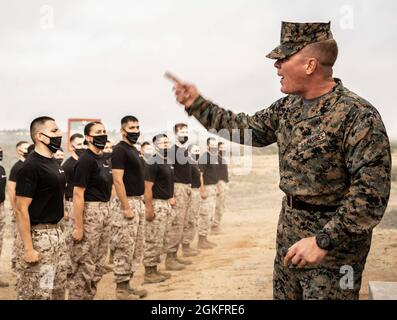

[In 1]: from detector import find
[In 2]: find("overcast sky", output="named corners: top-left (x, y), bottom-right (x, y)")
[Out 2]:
top-left (0, 0), bottom-right (396, 139)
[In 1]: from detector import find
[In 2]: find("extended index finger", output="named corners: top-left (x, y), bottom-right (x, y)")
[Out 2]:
top-left (164, 71), bottom-right (182, 84)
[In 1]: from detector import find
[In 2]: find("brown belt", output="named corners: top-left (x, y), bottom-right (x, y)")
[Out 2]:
top-left (31, 222), bottom-right (61, 231)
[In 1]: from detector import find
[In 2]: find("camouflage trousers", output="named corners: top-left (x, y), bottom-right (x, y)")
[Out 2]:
top-left (273, 197), bottom-right (366, 300)
top-left (62, 200), bottom-right (74, 276)
top-left (15, 225), bottom-right (67, 300)
top-left (111, 197), bottom-right (145, 283)
top-left (10, 211), bottom-right (17, 270)
top-left (108, 197), bottom-right (118, 254)
top-left (273, 261), bottom-right (361, 300)
top-left (182, 188), bottom-right (201, 245)
top-left (0, 203), bottom-right (5, 257)
top-left (198, 185), bottom-right (217, 237)
top-left (213, 180), bottom-right (228, 228)
top-left (165, 183), bottom-right (191, 253)
top-left (68, 202), bottom-right (111, 300)
top-left (109, 196), bottom-right (118, 214)
top-left (143, 199), bottom-right (171, 267)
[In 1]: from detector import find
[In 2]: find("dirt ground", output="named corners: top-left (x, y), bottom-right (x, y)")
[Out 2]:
top-left (1, 153), bottom-right (396, 300)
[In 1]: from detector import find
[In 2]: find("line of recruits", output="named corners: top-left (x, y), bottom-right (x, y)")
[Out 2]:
top-left (0, 115), bottom-right (229, 300)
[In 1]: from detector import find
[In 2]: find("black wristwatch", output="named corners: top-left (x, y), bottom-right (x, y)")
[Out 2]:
top-left (315, 233), bottom-right (333, 251)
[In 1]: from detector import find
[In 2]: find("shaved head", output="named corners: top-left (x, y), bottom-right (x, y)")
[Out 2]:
top-left (302, 39), bottom-right (338, 67)
top-left (30, 116), bottom-right (55, 143)
top-left (299, 39), bottom-right (339, 78)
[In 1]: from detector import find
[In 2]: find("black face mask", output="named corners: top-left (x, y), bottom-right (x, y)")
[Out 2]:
top-left (177, 135), bottom-right (189, 145)
top-left (102, 152), bottom-right (112, 161)
top-left (90, 135), bottom-right (108, 150)
top-left (126, 131), bottom-right (140, 144)
top-left (192, 154), bottom-right (200, 161)
top-left (41, 133), bottom-right (62, 154)
top-left (75, 148), bottom-right (85, 158)
top-left (158, 147), bottom-right (168, 159)
top-left (56, 158), bottom-right (63, 165)
top-left (0, 151), bottom-right (3, 161)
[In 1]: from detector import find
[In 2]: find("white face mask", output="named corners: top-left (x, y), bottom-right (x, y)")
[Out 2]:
top-left (143, 146), bottom-right (153, 155)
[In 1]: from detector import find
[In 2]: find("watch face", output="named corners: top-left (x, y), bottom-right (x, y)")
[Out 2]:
top-left (317, 234), bottom-right (330, 249)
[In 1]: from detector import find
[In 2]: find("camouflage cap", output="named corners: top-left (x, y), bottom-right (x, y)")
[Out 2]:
top-left (266, 21), bottom-right (333, 60)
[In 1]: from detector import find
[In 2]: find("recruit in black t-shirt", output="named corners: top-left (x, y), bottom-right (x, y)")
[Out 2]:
top-left (74, 149), bottom-right (113, 202)
top-left (217, 155), bottom-right (229, 183)
top-left (191, 164), bottom-right (201, 189)
top-left (145, 156), bottom-right (174, 200)
top-left (0, 165), bottom-right (6, 203)
top-left (169, 145), bottom-right (192, 184)
top-left (9, 160), bottom-right (24, 183)
top-left (112, 141), bottom-right (145, 196)
top-left (16, 152), bottom-right (66, 225)
top-left (199, 152), bottom-right (219, 186)
top-left (62, 156), bottom-right (78, 200)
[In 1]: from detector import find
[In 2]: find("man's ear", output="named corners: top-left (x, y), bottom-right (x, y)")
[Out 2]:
top-left (305, 58), bottom-right (318, 75)
top-left (35, 132), bottom-right (43, 144)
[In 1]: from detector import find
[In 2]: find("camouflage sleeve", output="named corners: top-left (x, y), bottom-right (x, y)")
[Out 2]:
top-left (186, 95), bottom-right (282, 147)
top-left (320, 110), bottom-right (392, 247)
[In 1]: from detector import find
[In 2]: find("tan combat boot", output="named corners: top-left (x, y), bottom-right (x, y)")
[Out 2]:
top-left (116, 281), bottom-right (140, 300)
top-left (211, 226), bottom-right (222, 235)
top-left (156, 269), bottom-right (172, 280)
top-left (176, 253), bottom-right (192, 265)
top-left (127, 274), bottom-right (148, 298)
top-left (165, 252), bottom-right (186, 271)
top-left (144, 266), bottom-right (167, 284)
top-left (206, 237), bottom-right (217, 248)
top-left (198, 235), bottom-right (214, 249)
top-left (0, 279), bottom-right (9, 288)
top-left (182, 243), bottom-right (200, 257)
top-left (128, 286), bottom-right (148, 298)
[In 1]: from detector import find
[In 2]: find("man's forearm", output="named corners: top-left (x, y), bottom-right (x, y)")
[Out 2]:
top-left (144, 189), bottom-right (153, 209)
top-left (320, 111), bottom-right (392, 248)
top-left (7, 183), bottom-right (16, 212)
top-left (73, 193), bottom-right (85, 230)
top-left (187, 95), bottom-right (278, 147)
top-left (15, 208), bottom-right (34, 251)
top-left (114, 179), bottom-right (131, 211)
top-left (200, 175), bottom-right (206, 193)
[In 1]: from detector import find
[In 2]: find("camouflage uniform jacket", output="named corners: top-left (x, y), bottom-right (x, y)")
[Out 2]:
top-left (186, 78), bottom-right (391, 259)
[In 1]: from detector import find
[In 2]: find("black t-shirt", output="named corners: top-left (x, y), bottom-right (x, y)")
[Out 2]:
top-left (217, 155), bottom-right (229, 183)
top-left (145, 155), bottom-right (174, 200)
top-left (141, 157), bottom-right (146, 167)
top-left (169, 145), bottom-right (192, 184)
top-left (74, 149), bottom-right (113, 202)
top-left (112, 141), bottom-right (145, 196)
top-left (191, 163), bottom-right (201, 189)
top-left (199, 152), bottom-right (219, 186)
top-left (62, 156), bottom-right (78, 200)
top-left (0, 165), bottom-right (6, 203)
top-left (16, 152), bottom-right (66, 225)
top-left (9, 160), bottom-right (24, 182)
